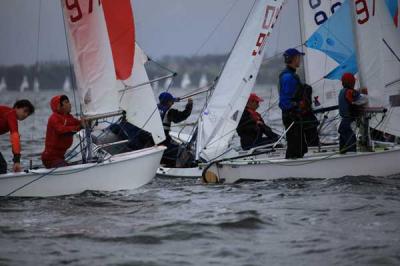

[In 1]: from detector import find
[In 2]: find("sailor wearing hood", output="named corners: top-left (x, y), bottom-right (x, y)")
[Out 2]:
top-left (42, 95), bottom-right (83, 169)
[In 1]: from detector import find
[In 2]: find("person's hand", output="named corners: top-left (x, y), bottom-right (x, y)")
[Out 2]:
top-left (360, 87), bottom-right (368, 95)
top-left (13, 162), bottom-right (22, 173)
top-left (188, 98), bottom-right (193, 105)
top-left (256, 120), bottom-right (264, 126)
top-left (80, 118), bottom-right (87, 128)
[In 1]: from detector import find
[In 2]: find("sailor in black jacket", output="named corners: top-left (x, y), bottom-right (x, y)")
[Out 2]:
top-left (158, 92), bottom-right (193, 166)
top-left (237, 93), bottom-right (279, 150)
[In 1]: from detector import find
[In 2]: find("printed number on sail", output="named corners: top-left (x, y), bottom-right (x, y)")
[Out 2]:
top-left (65, 0), bottom-right (102, 23)
top-left (252, 5), bottom-right (280, 56)
top-left (309, 0), bottom-right (342, 25)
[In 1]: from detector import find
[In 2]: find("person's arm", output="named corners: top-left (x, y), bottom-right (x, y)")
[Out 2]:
top-left (7, 111), bottom-right (22, 172)
top-left (51, 116), bottom-right (81, 135)
top-left (346, 89), bottom-right (367, 106)
top-left (168, 99), bottom-right (193, 123)
top-left (259, 117), bottom-right (279, 139)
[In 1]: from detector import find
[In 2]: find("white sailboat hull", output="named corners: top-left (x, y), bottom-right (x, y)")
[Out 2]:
top-left (0, 146), bottom-right (165, 197)
top-left (205, 147), bottom-right (400, 184)
top-left (157, 166), bottom-right (203, 179)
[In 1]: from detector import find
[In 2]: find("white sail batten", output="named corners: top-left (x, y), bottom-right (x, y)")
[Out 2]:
top-left (197, 0), bottom-right (285, 161)
top-left (351, 0), bottom-right (400, 136)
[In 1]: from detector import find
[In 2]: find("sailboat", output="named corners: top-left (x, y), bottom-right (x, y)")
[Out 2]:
top-left (0, 77), bottom-right (7, 92)
top-left (19, 75), bottom-right (29, 92)
top-left (157, 0), bottom-right (286, 178)
top-left (33, 77), bottom-right (40, 93)
top-left (180, 72), bottom-right (192, 89)
top-left (202, 0), bottom-right (400, 184)
top-left (198, 74), bottom-right (209, 88)
top-left (0, 0), bottom-right (166, 197)
top-left (62, 76), bottom-right (71, 92)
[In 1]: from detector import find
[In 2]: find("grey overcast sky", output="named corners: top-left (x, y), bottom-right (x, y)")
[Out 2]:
top-left (0, 0), bottom-right (300, 66)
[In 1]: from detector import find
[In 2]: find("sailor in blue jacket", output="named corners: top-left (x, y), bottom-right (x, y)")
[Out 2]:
top-left (278, 48), bottom-right (308, 159)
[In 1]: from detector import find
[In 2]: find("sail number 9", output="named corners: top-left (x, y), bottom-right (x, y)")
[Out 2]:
top-left (309, 0), bottom-right (342, 25)
top-left (252, 5), bottom-right (280, 56)
top-left (65, 0), bottom-right (101, 23)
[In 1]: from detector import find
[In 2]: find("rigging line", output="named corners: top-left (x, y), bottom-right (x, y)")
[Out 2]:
top-left (147, 57), bottom-right (177, 76)
top-left (31, 0), bottom-right (42, 145)
top-left (382, 38), bottom-right (400, 63)
top-left (207, 0), bottom-right (257, 101)
top-left (59, 2), bottom-right (80, 117)
top-left (59, 1), bottom-right (86, 160)
top-left (193, 0), bottom-right (241, 57)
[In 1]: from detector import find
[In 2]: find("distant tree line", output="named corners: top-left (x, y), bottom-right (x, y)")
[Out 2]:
top-left (0, 54), bottom-right (302, 91)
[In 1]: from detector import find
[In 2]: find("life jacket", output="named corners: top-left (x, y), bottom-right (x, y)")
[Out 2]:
top-left (278, 67), bottom-right (310, 113)
top-left (339, 87), bottom-right (359, 118)
top-left (246, 107), bottom-right (262, 124)
top-left (158, 104), bottom-right (171, 132)
top-left (0, 105), bottom-right (21, 159)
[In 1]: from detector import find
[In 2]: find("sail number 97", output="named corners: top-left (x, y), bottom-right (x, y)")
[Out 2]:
top-left (65, 0), bottom-right (102, 23)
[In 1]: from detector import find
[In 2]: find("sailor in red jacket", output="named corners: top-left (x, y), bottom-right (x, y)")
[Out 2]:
top-left (42, 95), bottom-right (84, 169)
top-left (0, 100), bottom-right (35, 174)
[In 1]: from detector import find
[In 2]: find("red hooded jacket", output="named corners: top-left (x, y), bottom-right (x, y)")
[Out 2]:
top-left (41, 96), bottom-right (81, 162)
top-left (0, 106), bottom-right (21, 161)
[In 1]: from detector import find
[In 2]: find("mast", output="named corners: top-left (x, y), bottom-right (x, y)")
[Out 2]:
top-left (349, 0), bottom-right (372, 151)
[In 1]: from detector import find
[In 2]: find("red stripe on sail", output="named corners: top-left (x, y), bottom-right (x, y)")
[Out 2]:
top-left (102, 0), bottom-right (135, 80)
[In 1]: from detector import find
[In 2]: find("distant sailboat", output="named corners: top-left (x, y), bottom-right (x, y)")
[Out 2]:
top-left (33, 77), bottom-right (40, 92)
top-left (164, 77), bottom-right (172, 89)
top-left (0, 77), bottom-right (7, 92)
top-left (180, 73), bottom-right (191, 89)
top-left (63, 76), bottom-right (71, 92)
top-left (19, 75), bottom-right (29, 92)
top-left (199, 73), bottom-right (208, 88)
top-left (152, 80), bottom-right (159, 91)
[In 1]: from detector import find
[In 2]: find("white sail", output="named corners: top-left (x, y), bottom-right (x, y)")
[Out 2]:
top-left (197, 0), bottom-right (285, 161)
top-left (61, 0), bottom-right (165, 143)
top-left (118, 44), bottom-right (166, 144)
top-left (63, 76), bottom-right (71, 92)
top-left (180, 73), bottom-right (192, 89)
top-left (33, 77), bottom-right (40, 92)
top-left (199, 74), bottom-right (208, 88)
top-left (0, 77), bottom-right (7, 92)
top-left (350, 0), bottom-right (400, 136)
top-left (19, 75), bottom-right (29, 92)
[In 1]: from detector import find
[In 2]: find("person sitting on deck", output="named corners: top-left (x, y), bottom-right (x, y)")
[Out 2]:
top-left (158, 92), bottom-right (193, 167)
top-left (338, 73), bottom-right (367, 154)
top-left (42, 95), bottom-right (84, 169)
top-left (237, 93), bottom-right (280, 150)
top-left (0, 100), bottom-right (35, 174)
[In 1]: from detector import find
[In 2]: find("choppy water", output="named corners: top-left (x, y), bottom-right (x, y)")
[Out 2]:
top-left (1, 90), bottom-right (400, 265)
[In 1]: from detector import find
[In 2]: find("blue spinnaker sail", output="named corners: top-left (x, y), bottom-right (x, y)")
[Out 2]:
top-left (305, 0), bottom-right (357, 80)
